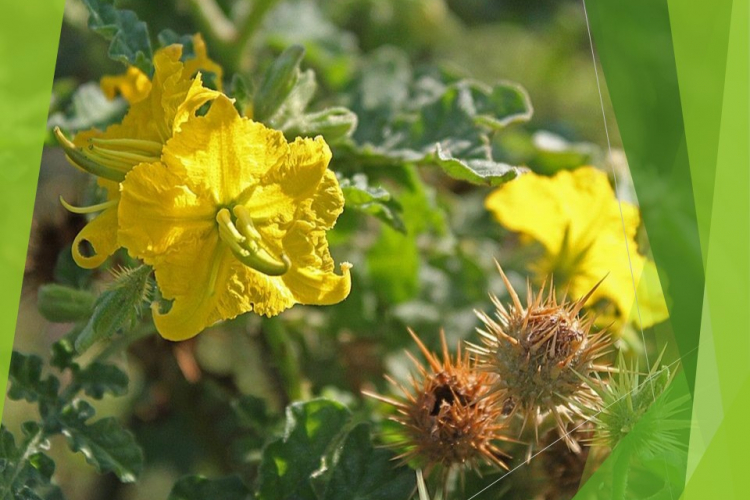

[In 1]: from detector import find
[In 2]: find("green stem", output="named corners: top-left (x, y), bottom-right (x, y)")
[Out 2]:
top-left (92, 324), bottom-right (156, 364)
top-left (186, 0), bottom-right (281, 74)
top-left (233, 0), bottom-right (281, 72)
top-left (185, 0), bottom-right (237, 43)
top-left (261, 317), bottom-right (303, 402)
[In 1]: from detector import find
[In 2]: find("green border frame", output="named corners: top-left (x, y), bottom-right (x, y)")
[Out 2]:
top-left (0, 0), bottom-right (746, 497)
top-left (0, 1), bottom-right (67, 419)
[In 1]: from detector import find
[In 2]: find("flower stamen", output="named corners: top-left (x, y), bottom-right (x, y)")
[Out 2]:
top-left (54, 127), bottom-right (160, 182)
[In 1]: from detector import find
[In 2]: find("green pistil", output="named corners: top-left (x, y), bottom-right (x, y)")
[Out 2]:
top-left (216, 206), bottom-right (290, 276)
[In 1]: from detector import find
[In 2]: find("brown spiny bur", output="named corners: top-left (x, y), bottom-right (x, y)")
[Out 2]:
top-left (363, 328), bottom-right (513, 476)
top-left (470, 263), bottom-right (611, 452)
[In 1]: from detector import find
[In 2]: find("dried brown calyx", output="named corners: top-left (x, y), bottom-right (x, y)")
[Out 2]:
top-left (364, 328), bottom-right (513, 476)
top-left (470, 263), bottom-right (611, 452)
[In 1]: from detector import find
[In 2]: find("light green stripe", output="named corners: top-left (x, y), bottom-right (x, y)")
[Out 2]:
top-left (0, 0), bottom-right (66, 420)
top-left (682, 0), bottom-right (750, 496)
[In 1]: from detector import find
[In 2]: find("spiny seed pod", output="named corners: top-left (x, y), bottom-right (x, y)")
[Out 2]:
top-left (364, 329), bottom-right (513, 476)
top-left (470, 264), bottom-right (611, 452)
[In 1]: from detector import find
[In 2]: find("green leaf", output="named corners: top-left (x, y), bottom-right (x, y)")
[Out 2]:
top-left (232, 395), bottom-right (273, 432)
top-left (76, 362), bottom-right (129, 400)
top-left (493, 130), bottom-right (599, 175)
top-left (167, 475), bottom-right (251, 500)
top-left (367, 227), bottom-right (419, 304)
top-left (47, 82), bottom-right (127, 135)
top-left (366, 167), bottom-right (444, 304)
top-left (52, 245), bottom-right (93, 290)
top-left (37, 285), bottom-right (95, 323)
top-left (256, 47), bottom-right (357, 142)
top-left (230, 74), bottom-right (253, 117)
top-left (323, 423), bottom-right (415, 500)
top-left (257, 399), bottom-right (351, 500)
top-left (348, 49), bottom-right (532, 186)
top-left (58, 401), bottom-right (143, 483)
top-left (0, 426), bottom-right (55, 500)
top-left (7, 353), bottom-right (59, 403)
top-left (156, 29), bottom-right (197, 59)
top-left (340, 174), bottom-right (405, 232)
top-left (82, 0), bottom-right (153, 74)
top-left (253, 45), bottom-right (306, 123)
top-left (75, 265), bottom-right (152, 353)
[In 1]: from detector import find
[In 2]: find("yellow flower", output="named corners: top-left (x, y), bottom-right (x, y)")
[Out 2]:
top-left (100, 34), bottom-right (223, 104)
top-left (56, 43), bottom-right (220, 268)
top-left (100, 66), bottom-right (152, 104)
top-left (485, 166), bottom-right (668, 329)
top-left (118, 96), bottom-right (352, 340)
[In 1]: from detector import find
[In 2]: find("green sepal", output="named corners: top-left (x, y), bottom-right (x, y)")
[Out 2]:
top-left (37, 284), bottom-right (96, 323)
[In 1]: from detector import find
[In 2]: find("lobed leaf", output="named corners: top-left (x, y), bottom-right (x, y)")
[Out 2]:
top-left (58, 401), bottom-right (143, 483)
top-left (75, 363), bottom-right (129, 400)
top-left (47, 83), bottom-right (127, 135)
top-left (82, 0), bottom-right (153, 74)
top-left (340, 174), bottom-right (405, 233)
top-left (7, 353), bottom-right (59, 404)
top-left (256, 399), bottom-right (351, 500)
top-left (348, 49), bottom-right (532, 186)
top-left (0, 427), bottom-right (56, 500)
top-left (167, 475), bottom-right (251, 500)
top-left (323, 423), bottom-right (415, 500)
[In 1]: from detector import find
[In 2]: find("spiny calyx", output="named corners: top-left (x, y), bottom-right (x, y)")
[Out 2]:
top-left (470, 263), bottom-right (611, 452)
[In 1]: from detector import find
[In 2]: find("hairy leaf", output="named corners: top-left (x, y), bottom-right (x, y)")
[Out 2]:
top-left (348, 49), bottom-right (532, 185)
top-left (76, 362), bottom-right (129, 400)
top-left (37, 285), bottom-right (96, 324)
top-left (257, 399), bottom-right (351, 500)
top-left (82, 0), bottom-right (153, 74)
top-left (168, 475), bottom-right (251, 500)
top-left (58, 401), bottom-right (143, 483)
top-left (323, 423), bottom-right (415, 500)
top-left (340, 174), bottom-right (405, 232)
top-left (0, 426), bottom-right (55, 500)
top-left (47, 83), bottom-right (127, 135)
top-left (7, 353), bottom-right (59, 404)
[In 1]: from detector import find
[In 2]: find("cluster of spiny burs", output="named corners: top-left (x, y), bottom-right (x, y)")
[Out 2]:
top-left (364, 263), bottom-right (611, 479)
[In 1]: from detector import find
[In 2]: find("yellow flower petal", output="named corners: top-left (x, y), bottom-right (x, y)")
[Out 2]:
top-left (100, 66), bottom-right (152, 104)
top-left (486, 166), bottom-right (668, 329)
top-left (118, 161), bottom-right (217, 260)
top-left (119, 101), bottom-right (351, 339)
top-left (486, 167), bottom-right (620, 253)
top-left (162, 96), bottom-right (288, 204)
top-left (64, 44), bottom-right (221, 270)
top-left (182, 34), bottom-right (224, 91)
top-left (72, 203), bottom-right (119, 269)
top-left (245, 136), bottom-right (333, 224)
